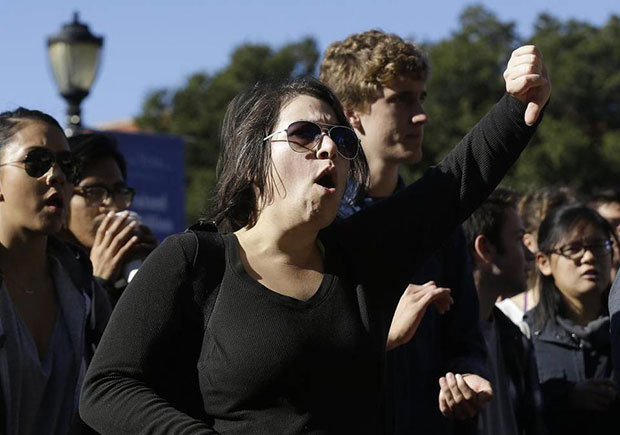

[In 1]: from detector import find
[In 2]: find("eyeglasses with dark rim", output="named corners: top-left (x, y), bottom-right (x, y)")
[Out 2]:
top-left (74, 184), bottom-right (135, 208)
top-left (263, 120), bottom-right (360, 160)
top-left (547, 239), bottom-right (613, 260)
top-left (0, 147), bottom-right (79, 184)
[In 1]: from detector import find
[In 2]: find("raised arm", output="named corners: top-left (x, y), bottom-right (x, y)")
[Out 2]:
top-left (79, 235), bottom-right (217, 434)
top-left (333, 45), bottom-right (551, 300)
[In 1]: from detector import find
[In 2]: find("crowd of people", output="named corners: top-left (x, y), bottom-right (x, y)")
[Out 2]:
top-left (0, 28), bottom-right (618, 435)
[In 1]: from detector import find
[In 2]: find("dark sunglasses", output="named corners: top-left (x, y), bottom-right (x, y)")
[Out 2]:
top-left (74, 184), bottom-right (135, 208)
top-left (0, 147), bottom-right (79, 183)
top-left (264, 121), bottom-right (360, 160)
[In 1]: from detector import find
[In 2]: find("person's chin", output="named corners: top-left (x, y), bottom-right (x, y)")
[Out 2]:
top-left (392, 148), bottom-right (423, 164)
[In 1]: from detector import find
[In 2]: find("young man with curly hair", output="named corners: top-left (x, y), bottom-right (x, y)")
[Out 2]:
top-left (320, 30), bottom-right (491, 434)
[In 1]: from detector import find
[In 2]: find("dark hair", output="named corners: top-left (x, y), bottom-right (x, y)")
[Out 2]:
top-left (209, 76), bottom-right (369, 232)
top-left (588, 187), bottom-right (620, 208)
top-left (518, 185), bottom-right (579, 235)
top-left (531, 204), bottom-right (614, 329)
top-left (463, 187), bottom-right (517, 262)
top-left (68, 133), bottom-right (128, 182)
top-left (0, 107), bottom-right (64, 157)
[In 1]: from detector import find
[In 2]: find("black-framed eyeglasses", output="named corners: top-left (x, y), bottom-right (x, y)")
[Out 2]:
top-left (547, 239), bottom-right (613, 260)
top-left (263, 120), bottom-right (360, 160)
top-left (0, 147), bottom-right (79, 184)
top-left (74, 184), bottom-right (135, 208)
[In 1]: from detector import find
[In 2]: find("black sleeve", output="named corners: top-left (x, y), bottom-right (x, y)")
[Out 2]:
top-left (439, 229), bottom-right (488, 378)
top-left (330, 94), bottom-right (541, 302)
top-left (79, 235), bottom-right (218, 434)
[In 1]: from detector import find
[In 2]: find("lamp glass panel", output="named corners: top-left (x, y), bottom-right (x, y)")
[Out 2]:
top-left (48, 41), bottom-right (101, 94)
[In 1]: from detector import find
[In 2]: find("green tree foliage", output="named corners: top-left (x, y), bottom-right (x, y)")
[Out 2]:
top-left (404, 5), bottom-right (518, 182)
top-left (137, 6), bottom-right (620, 223)
top-left (511, 13), bottom-right (620, 190)
top-left (136, 37), bottom-right (319, 223)
top-left (403, 6), bottom-right (620, 192)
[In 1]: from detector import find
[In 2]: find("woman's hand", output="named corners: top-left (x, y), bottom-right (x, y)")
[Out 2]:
top-left (438, 373), bottom-right (493, 419)
top-left (503, 45), bottom-right (551, 126)
top-left (569, 378), bottom-right (618, 411)
top-left (90, 211), bottom-right (156, 282)
top-left (386, 281), bottom-right (453, 351)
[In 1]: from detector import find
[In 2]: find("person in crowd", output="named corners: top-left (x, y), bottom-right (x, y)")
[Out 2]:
top-left (463, 188), bottom-right (546, 435)
top-left (61, 133), bottom-right (157, 306)
top-left (496, 186), bottom-right (578, 337)
top-left (320, 29), bottom-right (489, 433)
top-left (526, 204), bottom-right (619, 434)
top-left (587, 187), bottom-right (620, 281)
top-left (80, 44), bottom-right (549, 433)
top-left (0, 108), bottom-right (110, 435)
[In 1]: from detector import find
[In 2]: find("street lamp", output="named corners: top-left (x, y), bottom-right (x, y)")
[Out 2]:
top-left (47, 12), bottom-right (104, 136)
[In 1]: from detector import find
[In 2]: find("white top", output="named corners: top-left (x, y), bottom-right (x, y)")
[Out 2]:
top-left (495, 298), bottom-right (531, 338)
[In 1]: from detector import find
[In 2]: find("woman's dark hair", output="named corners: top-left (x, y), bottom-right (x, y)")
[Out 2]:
top-left (0, 107), bottom-right (64, 157)
top-left (532, 204), bottom-right (614, 329)
top-left (209, 76), bottom-right (369, 232)
top-left (68, 133), bottom-right (128, 182)
top-left (518, 185), bottom-right (580, 235)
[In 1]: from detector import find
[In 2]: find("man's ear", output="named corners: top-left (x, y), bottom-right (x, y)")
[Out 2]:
top-left (473, 234), bottom-right (496, 267)
top-left (536, 252), bottom-right (553, 277)
top-left (523, 232), bottom-right (537, 255)
top-left (345, 107), bottom-right (363, 134)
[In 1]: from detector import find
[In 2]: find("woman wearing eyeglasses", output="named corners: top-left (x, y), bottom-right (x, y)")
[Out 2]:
top-left (0, 108), bottom-right (111, 435)
top-left (81, 45), bottom-right (550, 434)
top-left (525, 204), bottom-right (619, 434)
top-left (61, 133), bottom-right (157, 306)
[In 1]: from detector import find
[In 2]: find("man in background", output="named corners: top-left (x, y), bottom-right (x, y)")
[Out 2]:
top-left (463, 188), bottom-right (546, 435)
top-left (320, 30), bottom-right (490, 434)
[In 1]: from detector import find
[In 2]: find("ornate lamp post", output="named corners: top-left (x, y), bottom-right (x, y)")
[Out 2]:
top-left (47, 12), bottom-right (104, 136)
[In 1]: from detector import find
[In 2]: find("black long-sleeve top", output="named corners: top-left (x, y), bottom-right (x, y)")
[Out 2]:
top-left (80, 94), bottom-right (540, 434)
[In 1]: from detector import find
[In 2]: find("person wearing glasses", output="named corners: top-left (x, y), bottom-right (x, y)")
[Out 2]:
top-left (63, 133), bottom-right (157, 306)
top-left (526, 204), bottom-right (619, 434)
top-left (0, 108), bottom-right (111, 435)
top-left (81, 45), bottom-right (549, 433)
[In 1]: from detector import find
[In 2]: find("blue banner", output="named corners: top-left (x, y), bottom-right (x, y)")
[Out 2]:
top-left (105, 131), bottom-right (185, 241)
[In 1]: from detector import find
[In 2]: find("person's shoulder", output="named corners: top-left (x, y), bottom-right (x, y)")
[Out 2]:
top-left (494, 306), bottom-right (524, 338)
top-left (47, 235), bottom-right (93, 281)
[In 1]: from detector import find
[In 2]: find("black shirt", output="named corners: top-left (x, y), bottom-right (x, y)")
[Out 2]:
top-left (80, 94), bottom-right (540, 434)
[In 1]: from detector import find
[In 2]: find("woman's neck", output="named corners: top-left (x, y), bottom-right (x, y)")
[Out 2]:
top-left (0, 228), bottom-right (48, 278)
top-left (236, 219), bottom-right (320, 268)
top-left (561, 292), bottom-right (602, 326)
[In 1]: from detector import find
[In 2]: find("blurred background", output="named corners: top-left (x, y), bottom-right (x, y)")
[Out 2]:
top-left (2, 0), bottom-right (619, 228)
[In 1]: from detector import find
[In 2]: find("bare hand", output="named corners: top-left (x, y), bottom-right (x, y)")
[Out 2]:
top-left (439, 373), bottom-right (493, 419)
top-left (503, 45), bottom-right (551, 126)
top-left (386, 281), bottom-right (453, 351)
top-left (90, 211), bottom-right (156, 282)
top-left (569, 378), bottom-right (617, 411)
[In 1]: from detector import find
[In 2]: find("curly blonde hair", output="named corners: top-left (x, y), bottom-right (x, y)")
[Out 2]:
top-left (319, 30), bottom-right (429, 112)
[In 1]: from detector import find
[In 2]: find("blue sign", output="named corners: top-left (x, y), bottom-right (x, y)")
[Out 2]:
top-left (106, 131), bottom-right (185, 241)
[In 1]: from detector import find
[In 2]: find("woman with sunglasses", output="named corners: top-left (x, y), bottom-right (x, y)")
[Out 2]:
top-left (81, 46), bottom-right (550, 434)
top-left (62, 133), bottom-right (158, 306)
top-left (526, 204), bottom-right (619, 434)
top-left (0, 108), bottom-right (111, 435)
